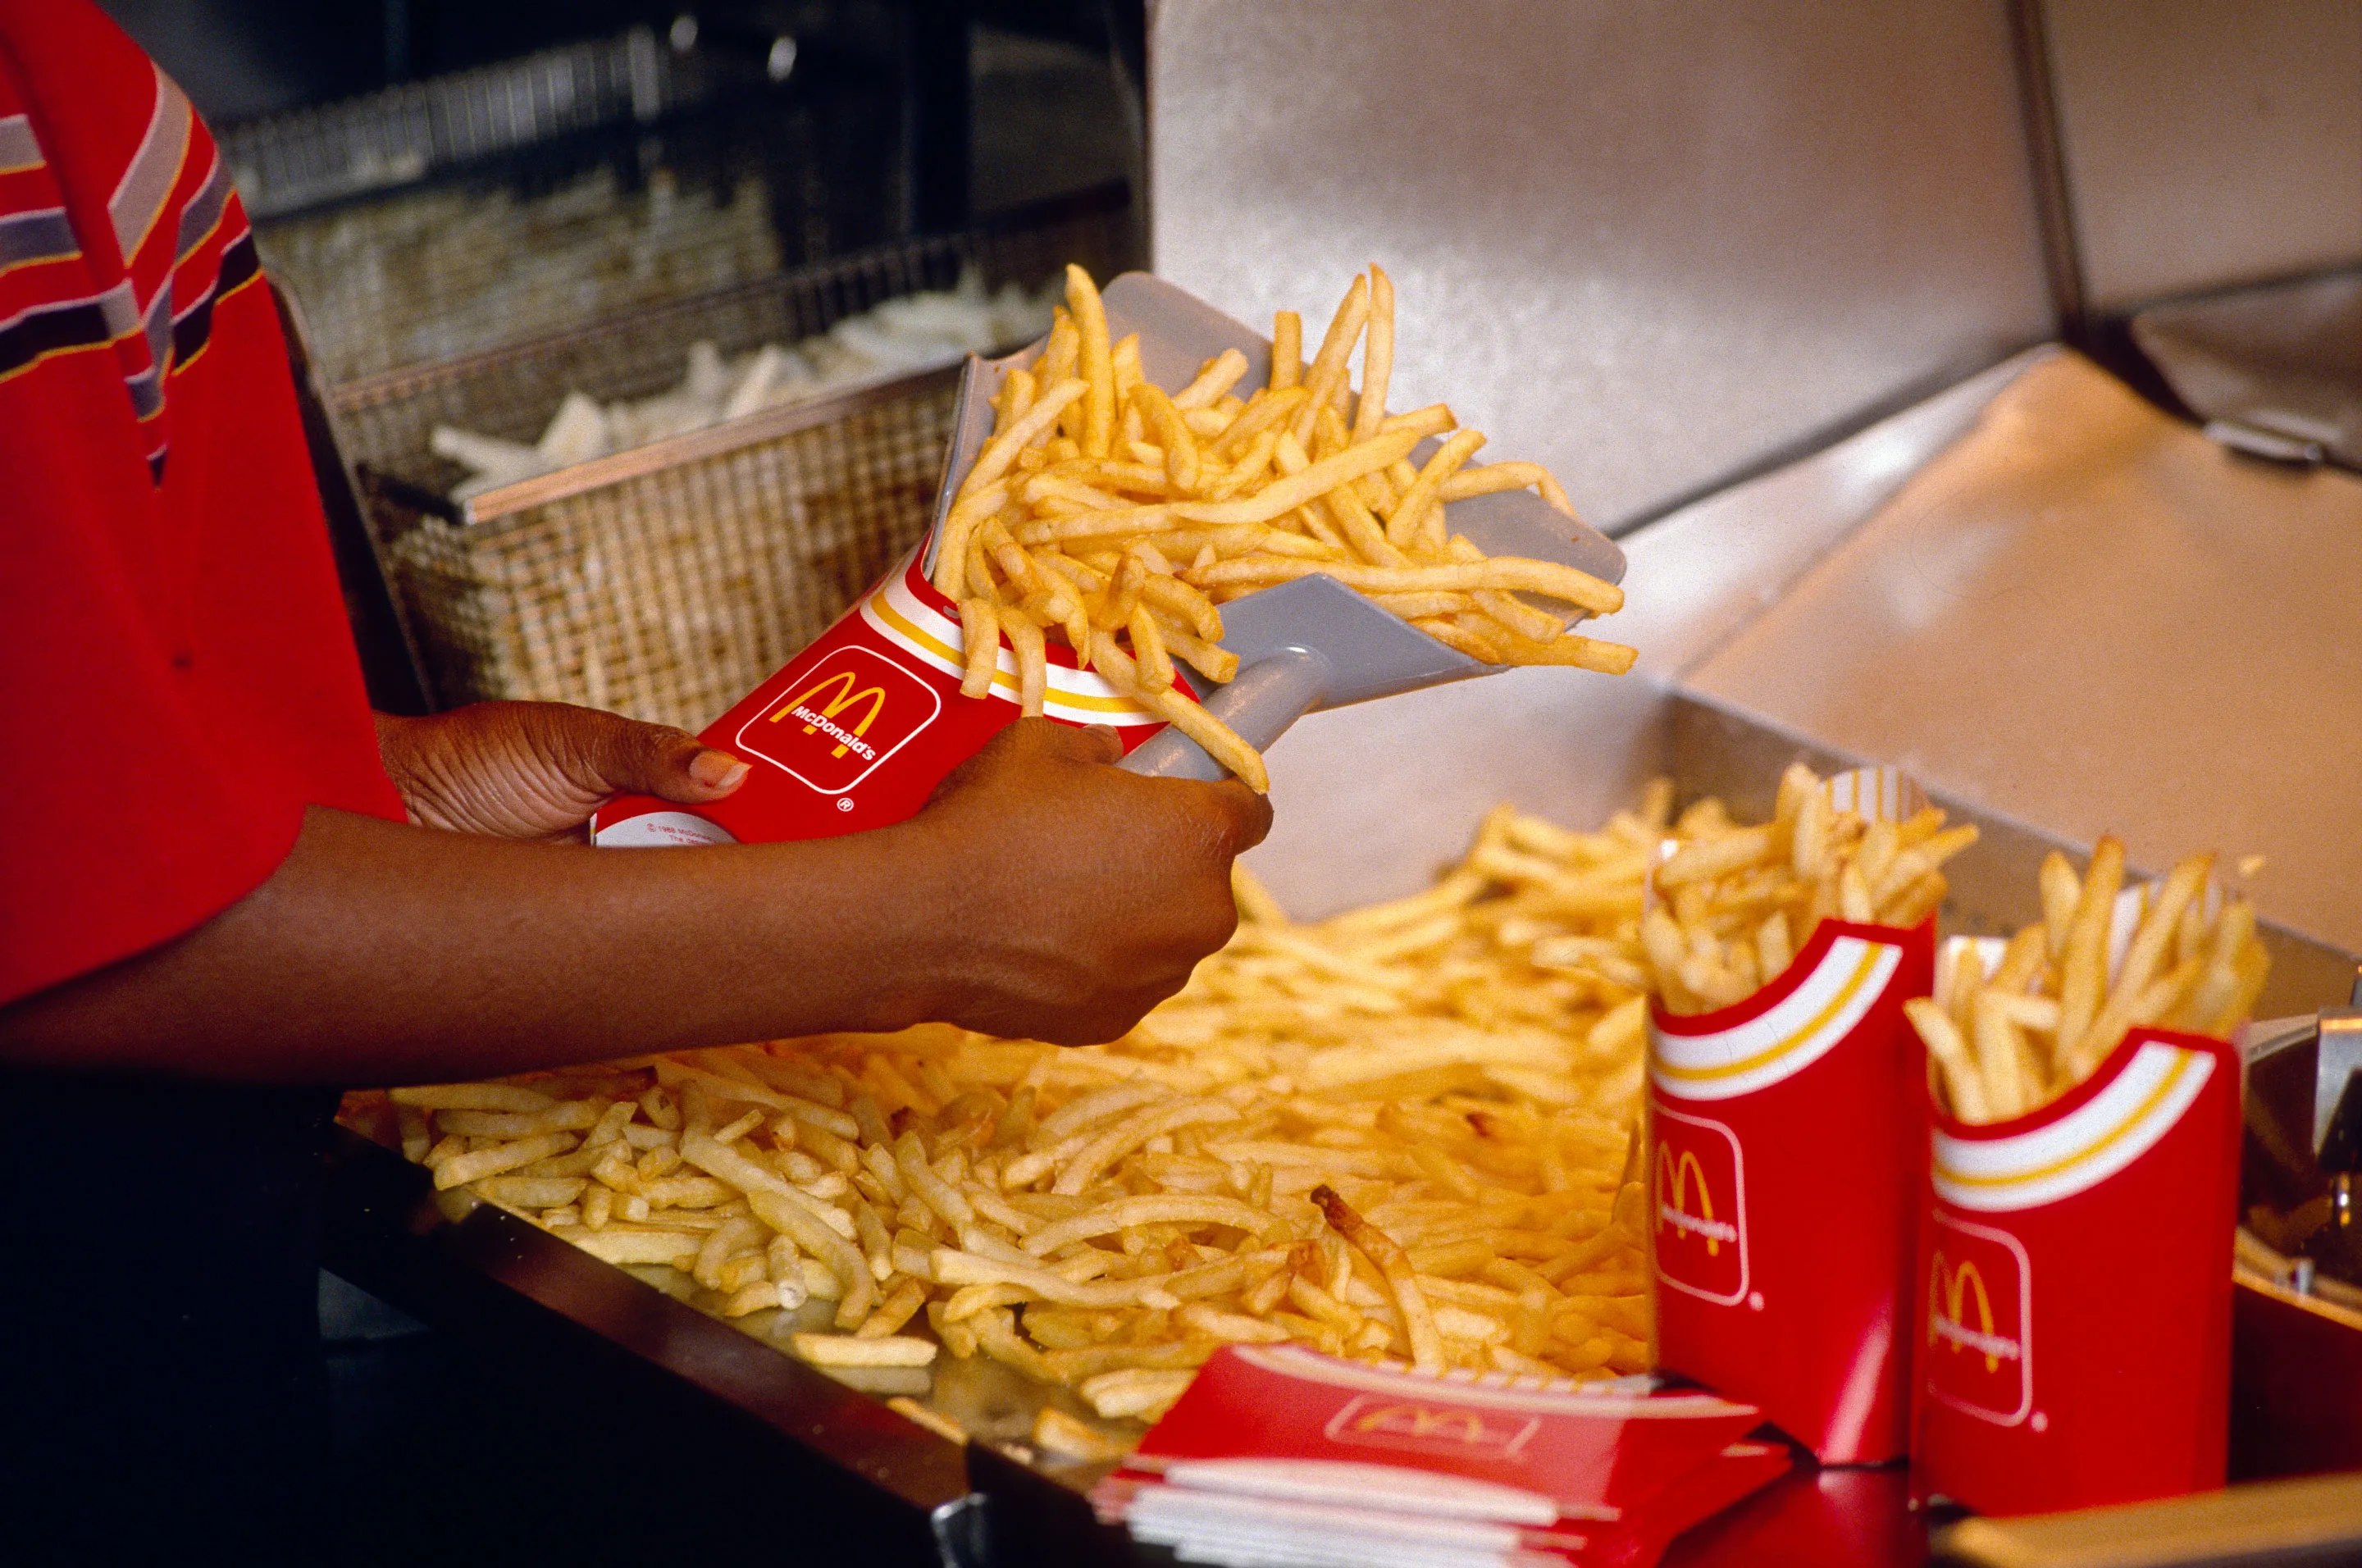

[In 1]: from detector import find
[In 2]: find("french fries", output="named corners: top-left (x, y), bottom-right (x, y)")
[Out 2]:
top-left (353, 791), bottom-right (1681, 1443)
top-left (1905, 837), bottom-right (2269, 1124)
top-left (934, 266), bottom-right (1635, 791)
top-left (791, 1333), bottom-right (939, 1368)
top-left (1638, 763), bottom-right (1978, 1014)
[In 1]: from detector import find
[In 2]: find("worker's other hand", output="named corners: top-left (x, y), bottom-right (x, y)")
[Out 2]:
top-left (901, 719), bottom-right (1273, 1046)
top-left (375, 703), bottom-right (749, 841)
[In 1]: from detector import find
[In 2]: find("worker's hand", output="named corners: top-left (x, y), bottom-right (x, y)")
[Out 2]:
top-left (375, 703), bottom-right (749, 841)
top-left (898, 719), bottom-right (1273, 1046)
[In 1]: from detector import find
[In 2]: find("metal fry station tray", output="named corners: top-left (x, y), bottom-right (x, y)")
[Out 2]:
top-left (326, 341), bottom-right (2362, 1566)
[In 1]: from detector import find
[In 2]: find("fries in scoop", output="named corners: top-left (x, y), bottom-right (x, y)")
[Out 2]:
top-left (934, 266), bottom-right (1632, 791)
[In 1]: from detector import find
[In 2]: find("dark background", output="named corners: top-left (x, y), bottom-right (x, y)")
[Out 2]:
top-left (101, 0), bottom-right (1144, 235)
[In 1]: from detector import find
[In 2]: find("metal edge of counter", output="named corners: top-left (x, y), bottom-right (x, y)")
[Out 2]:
top-left (318, 1125), bottom-right (974, 1561)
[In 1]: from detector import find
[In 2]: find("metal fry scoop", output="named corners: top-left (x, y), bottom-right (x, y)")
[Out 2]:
top-left (925, 273), bottom-right (1628, 782)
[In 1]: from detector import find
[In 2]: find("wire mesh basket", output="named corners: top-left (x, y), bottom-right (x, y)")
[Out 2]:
top-left (376, 376), bottom-right (958, 731)
top-left (327, 189), bottom-right (1137, 730)
top-left (253, 155), bottom-right (788, 386)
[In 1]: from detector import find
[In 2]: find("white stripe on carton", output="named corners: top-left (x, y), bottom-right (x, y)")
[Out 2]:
top-left (863, 564), bottom-right (1161, 727)
top-left (1931, 1041), bottom-right (2213, 1211)
top-left (1649, 937), bottom-right (1902, 1101)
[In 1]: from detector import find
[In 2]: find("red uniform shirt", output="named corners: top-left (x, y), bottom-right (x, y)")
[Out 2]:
top-left (0, 0), bottom-right (404, 1010)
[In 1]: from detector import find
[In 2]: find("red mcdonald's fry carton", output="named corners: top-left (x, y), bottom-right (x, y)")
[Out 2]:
top-left (1647, 767), bottom-right (1936, 1464)
top-left (1913, 937), bottom-right (2241, 1514)
top-left (591, 545), bottom-right (1167, 846)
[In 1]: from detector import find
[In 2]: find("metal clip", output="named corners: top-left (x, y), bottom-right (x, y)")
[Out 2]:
top-left (929, 1493), bottom-right (991, 1568)
top-left (2312, 963), bottom-right (2362, 1160)
top-left (2204, 415), bottom-right (2328, 468)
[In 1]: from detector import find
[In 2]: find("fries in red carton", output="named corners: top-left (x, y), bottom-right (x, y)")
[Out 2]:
top-left (1908, 853), bottom-right (2261, 1515)
top-left (1645, 765), bottom-right (1959, 1463)
top-left (1089, 1345), bottom-right (1786, 1567)
top-left (594, 267), bottom-right (1627, 846)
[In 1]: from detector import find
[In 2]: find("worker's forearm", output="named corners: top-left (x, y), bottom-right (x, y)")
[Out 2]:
top-left (0, 720), bottom-right (1268, 1084)
top-left (0, 805), bottom-right (956, 1084)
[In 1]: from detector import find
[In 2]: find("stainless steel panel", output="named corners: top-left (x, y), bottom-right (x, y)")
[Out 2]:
top-left (1147, 0), bottom-right (2054, 532)
top-left (1682, 351), bottom-right (2362, 982)
top-left (2040, 0), bottom-right (2362, 312)
top-left (1247, 352), bottom-right (2045, 922)
top-left (2132, 267), bottom-right (2362, 471)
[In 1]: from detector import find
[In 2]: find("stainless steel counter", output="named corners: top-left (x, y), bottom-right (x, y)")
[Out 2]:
top-left (1683, 351), bottom-right (2362, 992)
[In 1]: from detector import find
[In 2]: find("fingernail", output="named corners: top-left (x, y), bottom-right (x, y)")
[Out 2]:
top-left (691, 750), bottom-right (750, 790)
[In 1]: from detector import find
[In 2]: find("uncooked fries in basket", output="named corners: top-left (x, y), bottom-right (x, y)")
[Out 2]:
top-left (349, 792), bottom-right (1685, 1439)
top-left (935, 265), bottom-right (1634, 791)
top-left (1904, 838), bottom-right (2269, 1124)
top-left (1639, 763), bottom-right (1977, 1015)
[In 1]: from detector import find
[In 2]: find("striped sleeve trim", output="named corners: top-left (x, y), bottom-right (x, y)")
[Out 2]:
top-left (173, 148), bottom-right (231, 265)
top-left (0, 114), bottom-right (37, 175)
top-left (0, 62), bottom-right (254, 474)
top-left (107, 66), bottom-right (192, 262)
top-left (166, 228), bottom-right (257, 375)
top-left (0, 276), bottom-right (133, 384)
top-left (0, 205), bottom-right (76, 272)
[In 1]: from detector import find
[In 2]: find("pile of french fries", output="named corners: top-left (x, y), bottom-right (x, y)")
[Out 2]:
top-left (1639, 763), bottom-right (1979, 1014)
top-left (356, 791), bottom-right (1692, 1435)
top-left (1905, 837), bottom-right (2269, 1124)
top-left (934, 265), bottom-right (1635, 791)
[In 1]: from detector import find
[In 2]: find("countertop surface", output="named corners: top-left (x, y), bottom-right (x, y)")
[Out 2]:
top-left (1686, 352), bottom-right (2362, 970)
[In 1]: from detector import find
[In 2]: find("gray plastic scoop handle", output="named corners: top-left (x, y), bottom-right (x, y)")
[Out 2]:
top-left (1116, 570), bottom-right (1489, 781)
top-left (1119, 649), bottom-right (1333, 782)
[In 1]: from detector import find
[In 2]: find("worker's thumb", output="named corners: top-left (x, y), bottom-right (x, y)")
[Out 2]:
top-left (564, 709), bottom-right (750, 804)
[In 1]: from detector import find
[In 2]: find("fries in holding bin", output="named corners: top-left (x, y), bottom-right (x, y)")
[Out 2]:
top-left (360, 794), bottom-right (1681, 1443)
top-left (1644, 763), bottom-right (1969, 1462)
top-left (1908, 841), bottom-right (2263, 1516)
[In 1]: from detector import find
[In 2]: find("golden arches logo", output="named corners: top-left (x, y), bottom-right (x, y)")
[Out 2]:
top-left (773, 668), bottom-right (888, 759)
top-left (1929, 1252), bottom-right (2011, 1373)
top-left (1351, 1404), bottom-right (1498, 1446)
top-left (1655, 1146), bottom-right (1721, 1255)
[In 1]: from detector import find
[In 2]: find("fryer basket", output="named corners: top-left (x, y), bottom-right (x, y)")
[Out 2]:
top-left (326, 190), bottom-right (1136, 730)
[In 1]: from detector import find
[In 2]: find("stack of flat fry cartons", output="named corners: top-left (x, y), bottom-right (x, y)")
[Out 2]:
top-left (1090, 1345), bottom-right (1790, 1568)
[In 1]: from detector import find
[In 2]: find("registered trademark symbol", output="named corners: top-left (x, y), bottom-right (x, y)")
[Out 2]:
top-left (2031, 1411), bottom-right (2048, 1432)
top-left (835, 797), bottom-right (854, 812)
top-left (1747, 1292), bottom-right (1765, 1311)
